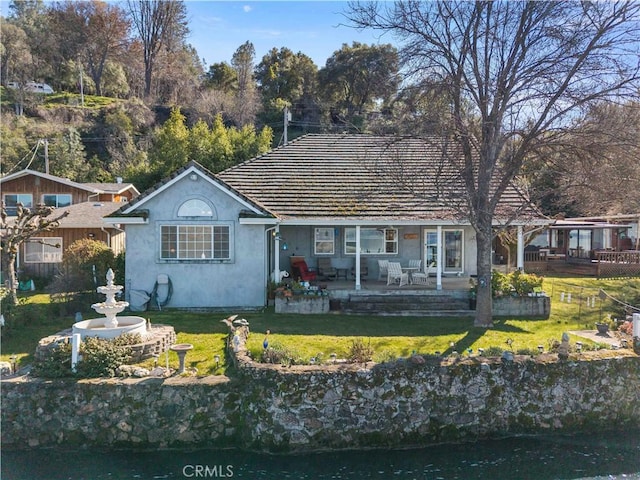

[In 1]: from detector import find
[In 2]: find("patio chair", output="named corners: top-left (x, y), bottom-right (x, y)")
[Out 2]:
top-left (408, 259), bottom-right (422, 270)
top-left (387, 261), bottom-right (409, 287)
top-left (411, 261), bottom-right (435, 285)
top-left (317, 257), bottom-right (337, 281)
top-left (290, 257), bottom-right (317, 282)
top-left (377, 259), bottom-right (389, 281)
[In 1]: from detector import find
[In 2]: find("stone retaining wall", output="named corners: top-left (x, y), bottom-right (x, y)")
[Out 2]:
top-left (275, 295), bottom-right (330, 314)
top-left (3, 334), bottom-right (640, 452)
top-left (493, 295), bottom-right (550, 318)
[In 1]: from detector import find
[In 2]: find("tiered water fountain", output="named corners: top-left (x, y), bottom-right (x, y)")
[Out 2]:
top-left (72, 268), bottom-right (147, 340)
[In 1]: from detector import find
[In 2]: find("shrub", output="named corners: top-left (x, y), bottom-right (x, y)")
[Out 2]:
top-left (483, 346), bottom-right (504, 356)
top-left (619, 321), bottom-right (633, 335)
top-left (49, 239), bottom-right (116, 295)
top-left (510, 270), bottom-right (544, 296)
top-left (491, 270), bottom-right (543, 297)
top-left (31, 334), bottom-right (138, 378)
top-left (260, 341), bottom-right (298, 365)
top-left (75, 337), bottom-right (132, 378)
top-left (491, 271), bottom-right (513, 297)
top-left (348, 338), bottom-right (374, 363)
top-left (31, 342), bottom-right (73, 378)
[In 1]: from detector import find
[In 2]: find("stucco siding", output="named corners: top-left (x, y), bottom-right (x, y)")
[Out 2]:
top-left (124, 176), bottom-right (267, 309)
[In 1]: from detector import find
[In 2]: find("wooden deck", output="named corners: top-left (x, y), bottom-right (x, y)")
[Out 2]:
top-left (524, 251), bottom-right (640, 278)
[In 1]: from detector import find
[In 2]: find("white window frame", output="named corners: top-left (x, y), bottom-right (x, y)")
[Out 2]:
top-left (160, 224), bottom-right (231, 261)
top-left (314, 227), bottom-right (335, 255)
top-left (42, 194), bottom-right (72, 208)
top-left (24, 237), bottom-right (63, 263)
top-left (177, 199), bottom-right (213, 217)
top-left (344, 227), bottom-right (398, 255)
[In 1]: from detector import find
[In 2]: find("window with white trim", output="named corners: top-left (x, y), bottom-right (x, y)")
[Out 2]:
top-left (43, 194), bottom-right (72, 208)
top-left (314, 227), bottom-right (335, 255)
top-left (345, 227), bottom-right (398, 255)
top-left (177, 199), bottom-right (213, 217)
top-left (25, 237), bottom-right (63, 263)
top-left (161, 225), bottom-right (230, 260)
top-left (3, 194), bottom-right (33, 215)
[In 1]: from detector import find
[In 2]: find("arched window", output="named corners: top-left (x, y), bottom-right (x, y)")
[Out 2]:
top-left (177, 199), bottom-right (213, 217)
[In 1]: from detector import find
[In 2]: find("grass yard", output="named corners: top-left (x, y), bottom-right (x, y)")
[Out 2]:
top-left (1, 275), bottom-right (638, 376)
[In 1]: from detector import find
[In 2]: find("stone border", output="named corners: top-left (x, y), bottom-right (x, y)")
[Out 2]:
top-left (35, 324), bottom-right (176, 364)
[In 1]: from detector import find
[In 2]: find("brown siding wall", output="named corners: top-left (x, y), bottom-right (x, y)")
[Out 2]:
top-left (18, 229), bottom-right (123, 280)
top-left (1, 177), bottom-right (96, 204)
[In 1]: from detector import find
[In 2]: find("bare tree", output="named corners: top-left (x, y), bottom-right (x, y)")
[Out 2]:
top-left (1, 204), bottom-right (68, 305)
top-left (126, 0), bottom-right (188, 98)
top-left (528, 101), bottom-right (640, 217)
top-left (347, 1), bottom-right (640, 327)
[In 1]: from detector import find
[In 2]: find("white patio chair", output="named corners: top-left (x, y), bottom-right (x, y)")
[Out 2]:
top-left (377, 259), bottom-right (389, 281)
top-left (387, 262), bottom-right (409, 287)
top-left (411, 261), bottom-right (435, 285)
top-left (408, 259), bottom-right (422, 270)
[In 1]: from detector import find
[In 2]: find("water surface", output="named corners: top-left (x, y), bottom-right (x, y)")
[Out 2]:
top-left (3, 431), bottom-right (640, 479)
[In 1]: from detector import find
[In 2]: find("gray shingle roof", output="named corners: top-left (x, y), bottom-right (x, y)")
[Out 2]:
top-left (218, 133), bottom-right (539, 222)
top-left (56, 202), bottom-right (125, 228)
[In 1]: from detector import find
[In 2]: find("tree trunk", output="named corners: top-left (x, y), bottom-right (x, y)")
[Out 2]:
top-left (474, 221), bottom-right (494, 327)
top-left (2, 252), bottom-right (19, 306)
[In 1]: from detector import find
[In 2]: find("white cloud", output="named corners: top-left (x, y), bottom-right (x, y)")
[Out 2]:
top-left (243, 5), bottom-right (252, 13)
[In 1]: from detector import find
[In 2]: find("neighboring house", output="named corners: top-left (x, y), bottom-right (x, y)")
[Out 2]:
top-left (0, 169), bottom-right (139, 278)
top-left (109, 134), bottom-right (547, 310)
top-left (524, 214), bottom-right (640, 277)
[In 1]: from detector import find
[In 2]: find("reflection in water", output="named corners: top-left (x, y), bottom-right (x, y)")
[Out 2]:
top-left (3, 431), bottom-right (640, 480)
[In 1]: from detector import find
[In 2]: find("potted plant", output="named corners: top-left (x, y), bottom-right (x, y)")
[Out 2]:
top-left (469, 279), bottom-right (477, 310)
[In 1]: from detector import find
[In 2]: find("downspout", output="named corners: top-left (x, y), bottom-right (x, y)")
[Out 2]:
top-left (517, 226), bottom-right (524, 270)
top-left (436, 225), bottom-right (443, 290)
top-left (101, 227), bottom-right (111, 249)
top-left (355, 225), bottom-right (361, 290)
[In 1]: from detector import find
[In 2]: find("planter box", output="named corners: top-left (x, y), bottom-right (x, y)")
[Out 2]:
top-left (275, 295), bottom-right (330, 314)
top-left (493, 296), bottom-right (550, 318)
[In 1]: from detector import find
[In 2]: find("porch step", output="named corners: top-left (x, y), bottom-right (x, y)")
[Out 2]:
top-left (341, 290), bottom-right (473, 316)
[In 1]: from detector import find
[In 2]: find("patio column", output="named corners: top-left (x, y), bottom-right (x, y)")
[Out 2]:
top-left (436, 225), bottom-right (443, 290)
top-left (517, 225), bottom-right (524, 271)
top-left (355, 225), bottom-right (362, 290)
top-left (274, 226), bottom-right (281, 281)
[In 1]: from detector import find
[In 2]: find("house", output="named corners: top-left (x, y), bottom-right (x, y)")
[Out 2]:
top-left (524, 214), bottom-right (640, 277)
top-left (0, 169), bottom-right (139, 278)
top-left (108, 134), bottom-right (548, 309)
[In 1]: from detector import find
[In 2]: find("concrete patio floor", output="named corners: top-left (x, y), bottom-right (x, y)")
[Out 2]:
top-left (317, 276), bottom-right (472, 292)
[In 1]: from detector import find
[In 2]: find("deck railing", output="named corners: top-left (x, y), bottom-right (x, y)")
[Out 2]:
top-left (523, 250), bottom-right (640, 277)
top-left (595, 251), bottom-right (640, 278)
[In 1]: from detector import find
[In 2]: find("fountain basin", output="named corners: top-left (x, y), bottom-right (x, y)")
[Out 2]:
top-left (72, 316), bottom-right (147, 340)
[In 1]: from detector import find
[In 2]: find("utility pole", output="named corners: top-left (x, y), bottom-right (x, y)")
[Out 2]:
top-left (43, 139), bottom-right (49, 174)
top-left (78, 58), bottom-right (85, 107)
top-left (283, 107), bottom-right (291, 145)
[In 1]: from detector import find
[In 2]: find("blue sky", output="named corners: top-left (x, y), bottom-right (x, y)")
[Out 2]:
top-left (185, 1), bottom-right (393, 68)
top-left (0, 0), bottom-right (393, 68)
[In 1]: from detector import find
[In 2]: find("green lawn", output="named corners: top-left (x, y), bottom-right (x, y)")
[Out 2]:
top-left (1, 275), bottom-right (637, 376)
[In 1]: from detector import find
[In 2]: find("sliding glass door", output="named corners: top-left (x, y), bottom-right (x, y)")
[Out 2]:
top-left (423, 229), bottom-right (464, 274)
